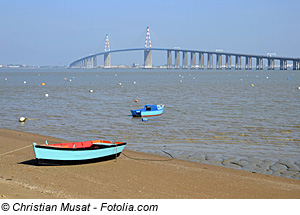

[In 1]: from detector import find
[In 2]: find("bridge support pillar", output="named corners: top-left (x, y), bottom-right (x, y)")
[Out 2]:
top-left (268, 58), bottom-right (275, 70)
top-left (88, 57), bottom-right (96, 69)
top-left (191, 52), bottom-right (196, 69)
top-left (249, 57), bottom-right (252, 70)
top-left (235, 56), bottom-right (238, 69)
top-left (297, 61), bottom-right (300, 70)
top-left (144, 49), bottom-right (152, 68)
top-left (284, 60), bottom-right (287, 70)
top-left (293, 60), bottom-right (297, 70)
top-left (89, 58), bottom-right (93, 69)
top-left (94, 56), bottom-right (97, 68)
top-left (182, 51), bottom-right (188, 68)
top-left (87, 59), bottom-right (89, 68)
top-left (104, 53), bottom-right (111, 68)
top-left (175, 51), bottom-right (180, 69)
top-left (245, 57), bottom-right (249, 70)
top-left (280, 60), bottom-right (283, 70)
top-left (167, 50), bottom-right (172, 68)
top-left (235, 55), bottom-right (241, 70)
top-left (225, 55), bottom-right (231, 69)
top-left (199, 52), bottom-right (204, 69)
top-left (216, 54), bottom-right (222, 69)
top-left (256, 57), bottom-right (263, 70)
top-left (207, 54), bottom-right (213, 69)
top-left (87, 58), bottom-right (90, 68)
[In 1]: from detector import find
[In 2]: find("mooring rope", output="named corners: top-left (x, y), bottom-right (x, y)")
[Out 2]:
top-left (0, 144), bottom-right (32, 157)
top-left (122, 150), bottom-right (174, 162)
top-left (0, 144), bottom-right (175, 163)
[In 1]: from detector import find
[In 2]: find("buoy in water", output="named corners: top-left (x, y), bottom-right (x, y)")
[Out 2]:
top-left (251, 84), bottom-right (254, 87)
top-left (45, 93), bottom-right (49, 97)
top-left (42, 83), bottom-right (45, 86)
top-left (24, 81), bottom-right (26, 84)
top-left (134, 99), bottom-right (139, 102)
top-left (19, 117), bottom-right (26, 122)
top-left (89, 90), bottom-right (93, 93)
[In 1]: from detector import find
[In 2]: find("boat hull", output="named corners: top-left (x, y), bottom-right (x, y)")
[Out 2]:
top-left (32, 141), bottom-right (126, 165)
top-left (131, 110), bottom-right (164, 117)
top-left (35, 153), bottom-right (122, 165)
top-left (131, 104), bottom-right (164, 117)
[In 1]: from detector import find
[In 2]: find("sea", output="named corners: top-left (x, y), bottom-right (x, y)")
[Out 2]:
top-left (1, 68), bottom-right (299, 179)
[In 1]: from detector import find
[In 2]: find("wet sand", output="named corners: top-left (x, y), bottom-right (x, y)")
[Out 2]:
top-left (0, 129), bottom-right (300, 199)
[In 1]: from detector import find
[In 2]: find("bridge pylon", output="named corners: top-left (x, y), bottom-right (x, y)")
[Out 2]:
top-left (144, 26), bottom-right (152, 68)
top-left (104, 34), bottom-right (111, 68)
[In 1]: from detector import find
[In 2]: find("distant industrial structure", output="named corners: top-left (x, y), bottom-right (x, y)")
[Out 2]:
top-left (70, 27), bottom-right (300, 70)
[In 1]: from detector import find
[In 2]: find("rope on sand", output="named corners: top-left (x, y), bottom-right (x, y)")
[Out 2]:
top-left (0, 144), bottom-right (174, 162)
top-left (0, 144), bottom-right (32, 157)
top-left (122, 150), bottom-right (174, 162)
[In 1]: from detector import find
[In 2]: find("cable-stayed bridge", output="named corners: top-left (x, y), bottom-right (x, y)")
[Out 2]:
top-left (69, 27), bottom-right (300, 70)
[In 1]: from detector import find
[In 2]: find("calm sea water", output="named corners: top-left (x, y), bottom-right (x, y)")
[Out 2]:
top-left (1, 68), bottom-right (299, 179)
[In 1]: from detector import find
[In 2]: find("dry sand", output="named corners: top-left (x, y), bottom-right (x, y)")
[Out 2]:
top-left (0, 129), bottom-right (299, 199)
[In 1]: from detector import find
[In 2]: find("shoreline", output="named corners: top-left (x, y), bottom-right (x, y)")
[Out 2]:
top-left (0, 128), bottom-right (300, 199)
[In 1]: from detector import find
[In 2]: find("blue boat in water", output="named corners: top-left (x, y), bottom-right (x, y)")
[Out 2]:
top-left (131, 104), bottom-right (164, 117)
top-left (32, 140), bottom-right (127, 165)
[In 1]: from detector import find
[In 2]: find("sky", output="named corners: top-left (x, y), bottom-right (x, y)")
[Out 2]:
top-left (0, 0), bottom-right (300, 66)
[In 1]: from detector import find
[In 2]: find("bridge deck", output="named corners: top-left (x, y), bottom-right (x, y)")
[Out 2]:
top-left (70, 48), bottom-right (300, 69)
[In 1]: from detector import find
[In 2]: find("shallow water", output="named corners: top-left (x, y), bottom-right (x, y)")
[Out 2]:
top-left (1, 68), bottom-right (299, 179)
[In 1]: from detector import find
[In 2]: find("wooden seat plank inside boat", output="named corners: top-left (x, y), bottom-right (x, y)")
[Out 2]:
top-left (48, 140), bottom-right (93, 148)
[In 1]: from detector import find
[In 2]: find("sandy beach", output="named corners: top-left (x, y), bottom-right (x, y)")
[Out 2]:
top-left (0, 128), bottom-right (299, 199)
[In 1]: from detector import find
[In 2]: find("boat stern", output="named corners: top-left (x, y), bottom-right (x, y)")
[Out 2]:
top-left (131, 109), bottom-right (142, 117)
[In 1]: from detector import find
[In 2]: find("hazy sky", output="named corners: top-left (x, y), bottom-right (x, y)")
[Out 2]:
top-left (1, 0), bottom-right (299, 66)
